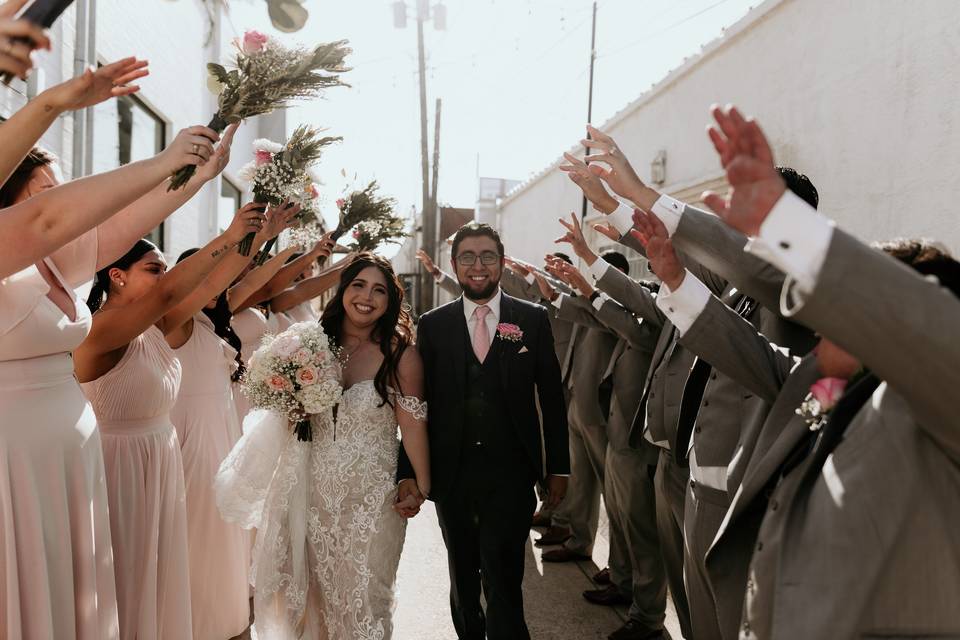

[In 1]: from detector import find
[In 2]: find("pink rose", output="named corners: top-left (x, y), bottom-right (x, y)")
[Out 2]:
top-left (306, 183), bottom-right (319, 199)
top-left (496, 323), bottom-right (523, 342)
top-left (352, 228), bottom-right (361, 240)
top-left (810, 377), bottom-right (847, 412)
top-left (296, 366), bottom-right (320, 387)
top-left (242, 30), bottom-right (269, 55)
top-left (255, 150), bottom-right (273, 166)
top-left (266, 374), bottom-right (290, 392)
top-left (271, 335), bottom-right (301, 358)
top-left (336, 198), bottom-right (346, 210)
top-left (292, 348), bottom-right (311, 366)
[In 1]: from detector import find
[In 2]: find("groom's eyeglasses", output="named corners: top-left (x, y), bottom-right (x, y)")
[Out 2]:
top-left (455, 251), bottom-right (501, 266)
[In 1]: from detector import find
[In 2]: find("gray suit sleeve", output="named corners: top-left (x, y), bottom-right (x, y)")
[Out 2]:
top-left (500, 269), bottom-right (537, 301)
top-left (787, 229), bottom-right (960, 459)
top-left (554, 294), bottom-right (609, 332)
top-left (681, 295), bottom-right (796, 403)
top-left (595, 265), bottom-right (666, 329)
top-left (595, 297), bottom-right (657, 352)
top-left (671, 204), bottom-right (789, 310)
top-left (435, 270), bottom-right (462, 297)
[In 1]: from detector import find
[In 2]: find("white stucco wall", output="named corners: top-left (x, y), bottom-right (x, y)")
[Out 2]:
top-left (498, 0), bottom-right (960, 271)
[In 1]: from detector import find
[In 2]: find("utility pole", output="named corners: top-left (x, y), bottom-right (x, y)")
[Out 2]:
top-left (394, 1), bottom-right (446, 314)
top-left (431, 97), bottom-right (442, 254)
top-left (581, 1), bottom-right (598, 222)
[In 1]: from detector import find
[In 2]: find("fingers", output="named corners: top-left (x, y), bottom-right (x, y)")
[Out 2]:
top-left (188, 135), bottom-right (215, 161)
top-left (0, 49), bottom-right (28, 78)
top-left (109, 58), bottom-right (150, 84)
top-left (220, 122), bottom-right (240, 149)
top-left (586, 124), bottom-right (612, 144)
top-left (184, 125), bottom-right (220, 143)
top-left (0, 0), bottom-right (32, 19)
top-left (701, 191), bottom-right (729, 218)
top-left (561, 151), bottom-right (588, 169)
top-left (0, 19), bottom-right (51, 50)
top-left (557, 217), bottom-right (574, 233)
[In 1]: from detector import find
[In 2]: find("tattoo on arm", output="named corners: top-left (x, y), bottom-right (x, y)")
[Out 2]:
top-left (210, 243), bottom-right (232, 259)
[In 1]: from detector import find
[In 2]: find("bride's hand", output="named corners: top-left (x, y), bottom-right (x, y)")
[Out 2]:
top-left (394, 479), bottom-right (425, 518)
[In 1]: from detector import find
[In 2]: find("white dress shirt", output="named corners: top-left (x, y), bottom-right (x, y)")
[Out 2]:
top-left (606, 194), bottom-right (686, 237)
top-left (463, 288), bottom-right (502, 348)
top-left (654, 270), bottom-right (713, 336)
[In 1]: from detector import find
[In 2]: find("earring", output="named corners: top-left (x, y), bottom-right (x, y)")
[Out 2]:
top-left (119, 281), bottom-right (125, 287)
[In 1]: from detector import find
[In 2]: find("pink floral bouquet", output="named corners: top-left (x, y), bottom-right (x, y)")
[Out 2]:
top-left (241, 321), bottom-right (343, 441)
top-left (496, 323), bottom-right (523, 342)
top-left (796, 376), bottom-right (847, 431)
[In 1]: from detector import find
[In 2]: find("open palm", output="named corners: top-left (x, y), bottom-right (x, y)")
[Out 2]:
top-left (46, 57), bottom-right (149, 112)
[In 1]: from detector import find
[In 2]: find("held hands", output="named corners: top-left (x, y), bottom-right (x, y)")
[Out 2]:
top-left (0, 0), bottom-right (51, 80)
top-left (555, 212), bottom-right (597, 265)
top-left (631, 210), bottom-right (685, 291)
top-left (42, 57), bottom-right (149, 112)
top-left (702, 105), bottom-right (785, 236)
top-left (225, 203), bottom-right (267, 246)
top-left (543, 475), bottom-right (568, 511)
top-left (394, 478), bottom-right (426, 519)
top-left (158, 126), bottom-right (220, 175)
top-left (194, 122), bottom-right (240, 182)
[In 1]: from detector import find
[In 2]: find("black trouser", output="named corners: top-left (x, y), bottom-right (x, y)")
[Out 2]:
top-left (435, 444), bottom-right (536, 640)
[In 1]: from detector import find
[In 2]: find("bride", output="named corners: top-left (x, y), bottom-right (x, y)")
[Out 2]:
top-left (217, 252), bottom-right (431, 639)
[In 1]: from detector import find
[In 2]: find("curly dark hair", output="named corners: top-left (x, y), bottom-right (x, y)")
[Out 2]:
top-left (320, 253), bottom-right (414, 407)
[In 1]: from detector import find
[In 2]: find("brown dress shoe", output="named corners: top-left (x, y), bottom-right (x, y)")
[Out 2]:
top-left (608, 619), bottom-right (664, 640)
top-left (583, 584), bottom-right (632, 606)
top-left (530, 510), bottom-right (553, 528)
top-left (534, 525), bottom-right (571, 547)
top-left (540, 547), bottom-right (591, 563)
top-left (593, 567), bottom-right (611, 585)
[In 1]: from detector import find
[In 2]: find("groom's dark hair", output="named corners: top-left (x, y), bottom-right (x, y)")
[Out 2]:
top-left (451, 222), bottom-right (504, 259)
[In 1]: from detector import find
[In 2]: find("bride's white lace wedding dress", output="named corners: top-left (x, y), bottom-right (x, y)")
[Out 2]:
top-left (216, 380), bottom-right (427, 639)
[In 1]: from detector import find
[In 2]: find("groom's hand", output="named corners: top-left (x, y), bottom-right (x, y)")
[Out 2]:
top-left (394, 479), bottom-right (424, 518)
top-left (544, 475), bottom-right (568, 510)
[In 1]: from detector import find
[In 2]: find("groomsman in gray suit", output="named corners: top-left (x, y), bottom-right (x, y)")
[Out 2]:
top-left (545, 254), bottom-right (669, 640)
top-left (641, 104), bottom-right (960, 639)
top-left (532, 253), bottom-right (624, 563)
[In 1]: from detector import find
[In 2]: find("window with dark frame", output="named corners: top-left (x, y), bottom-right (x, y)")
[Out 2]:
top-left (218, 178), bottom-right (243, 234)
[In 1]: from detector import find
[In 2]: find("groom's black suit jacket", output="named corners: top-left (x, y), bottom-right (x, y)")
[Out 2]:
top-left (398, 292), bottom-right (570, 502)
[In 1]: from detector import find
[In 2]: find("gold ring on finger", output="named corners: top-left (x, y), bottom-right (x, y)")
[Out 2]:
top-left (192, 144), bottom-right (199, 155)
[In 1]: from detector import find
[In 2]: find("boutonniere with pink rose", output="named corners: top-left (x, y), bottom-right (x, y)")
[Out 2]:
top-left (496, 323), bottom-right (524, 343)
top-left (796, 377), bottom-right (847, 431)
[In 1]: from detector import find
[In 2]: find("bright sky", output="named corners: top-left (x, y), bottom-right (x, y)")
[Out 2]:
top-left (223, 0), bottom-right (757, 248)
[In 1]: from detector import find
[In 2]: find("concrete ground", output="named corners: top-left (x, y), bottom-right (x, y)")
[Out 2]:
top-left (235, 499), bottom-right (684, 639)
top-left (394, 501), bottom-right (684, 640)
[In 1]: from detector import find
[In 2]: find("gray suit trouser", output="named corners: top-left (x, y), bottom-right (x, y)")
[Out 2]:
top-left (605, 445), bottom-right (667, 627)
top-left (655, 450), bottom-right (692, 639)
top-left (684, 480), bottom-right (732, 640)
top-left (551, 415), bottom-right (606, 554)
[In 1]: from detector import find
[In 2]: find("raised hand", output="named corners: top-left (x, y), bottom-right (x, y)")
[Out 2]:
top-left (313, 232), bottom-right (335, 260)
top-left (581, 125), bottom-right (657, 210)
top-left (260, 200), bottom-right (301, 241)
top-left (0, 0), bottom-right (51, 80)
top-left (225, 202), bottom-right (267, 246)
top-left (592, 221), bottom-right (621, 242)
top-left (42, 57), bottom-right (149, 112)
top-left (630, 210), bottom-right (684, 290)
top-left (559, 152), bottom-right (618, 214)
top-left (555, 212), bottom-right (596, 264)
top-left (702, 105), bottom-right (786, 236)
top-left (532, 271), bottom-right (557, 301)
top-left (195, 122), bottom-right (239, 182)
top-left (158, 125), bottom-right (220, 175)
top-left (503, 256), bottom-right (530, 278)
top-left (415, 248), bottom-right (439, 275)
top-left (556, 261), bottom-right (595, 298)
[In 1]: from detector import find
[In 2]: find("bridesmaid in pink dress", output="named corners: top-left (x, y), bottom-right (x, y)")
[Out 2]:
top-left (73, 207), bottom-right (265, 639)
top-left (0, 232), bottom-right (119, 639)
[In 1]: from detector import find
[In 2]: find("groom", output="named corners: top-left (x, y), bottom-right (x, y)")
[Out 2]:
top-left (398, 222), bottom-right (570, 640)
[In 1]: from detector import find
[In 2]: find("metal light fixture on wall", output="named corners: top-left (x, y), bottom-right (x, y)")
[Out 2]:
top-left (651, 149), bottom-right (667, 186)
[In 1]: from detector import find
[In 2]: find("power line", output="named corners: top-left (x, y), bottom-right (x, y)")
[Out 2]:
top-left (598, 0), bottom-right (735, 60)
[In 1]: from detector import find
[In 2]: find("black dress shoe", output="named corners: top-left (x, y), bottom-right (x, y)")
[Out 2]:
top-left (534, 525), bottom-right (571, 547)
top-left (540, 547), bottom-right (591, 563)
top-left (582, 584), bottom-right (631, 606)
top-left (531, 510), bottom-right (553, 528)
top-left (593, 567), bottom-right (611, 585)
top-left (608, 619), bottom-right (664, 640)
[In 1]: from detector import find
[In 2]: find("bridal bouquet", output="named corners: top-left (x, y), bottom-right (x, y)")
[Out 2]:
top-left (167, 30), bottom-right (350, 191)
top-left (237, 125), bottom-right (340, 258)
top-left (241, 321), bottom-right (343, 441)
top-left (350, 215), bottom-right (408, 252)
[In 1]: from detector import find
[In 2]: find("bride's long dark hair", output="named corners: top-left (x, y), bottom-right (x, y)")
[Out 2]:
top-left (320, 253), bottom-right (413, 407)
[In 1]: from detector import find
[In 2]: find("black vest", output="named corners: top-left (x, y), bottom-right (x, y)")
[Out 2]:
top-left (462, 332), bottom-right (526, 469)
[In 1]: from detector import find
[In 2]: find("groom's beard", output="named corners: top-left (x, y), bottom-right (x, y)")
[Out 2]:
top-left (459, 276), bottom-right (500, 301)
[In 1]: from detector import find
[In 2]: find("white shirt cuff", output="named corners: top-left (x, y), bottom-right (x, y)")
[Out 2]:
top-left (524, 272), bottom-right (536, 285)
top-left (607, 202), bottom-right (636, 236)
top-left (591, 292), bottom-right (610, 311)
top-left (648, 195), bottom-right (684, 236)
top-left (589, 257), bottom-right (612, 283)
top-left (743, 190), bottom-right (834, 295)
top-left (655, 270), bottom-right (711, 336)
top-left (551, 292), bottom-right (567, 309)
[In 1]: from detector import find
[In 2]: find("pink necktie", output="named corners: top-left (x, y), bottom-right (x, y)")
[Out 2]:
top-left (472, 305), bottom-right (492, 363)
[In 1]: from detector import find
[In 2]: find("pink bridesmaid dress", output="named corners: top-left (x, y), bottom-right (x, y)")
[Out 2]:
top-left (81, 326), bottom-right (192, 640)
top-left (285, 300), bottom-right (317, 324)
top-left (230, 307), bottom-right (270, 423)
top-left (170, 314), bottom-right (250, 639)
top-left (0, 232), bottom-right (119, 639)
